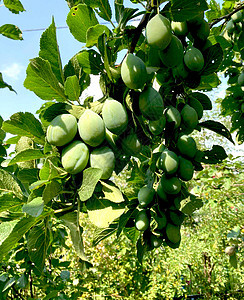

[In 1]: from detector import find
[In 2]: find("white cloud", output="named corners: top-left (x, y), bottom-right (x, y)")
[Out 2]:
top-left (2, 63), bottom-right (24, 80)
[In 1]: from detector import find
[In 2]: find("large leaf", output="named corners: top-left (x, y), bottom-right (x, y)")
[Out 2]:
top-left (27, 224), bottom-right (50, 272)
top-left (181, 194), bottom-right (203, 215)
top-left (17, 168), bottom-right (39, 184)
top-left (42, 180), bottom-right (62, 204)
top-left (0, 24), bottom-right (23, 40)
top-left (3, 0), bottom-right (25, 14)
top-left (84, 0), bottom-right (112, 22)
top-left (76, 50), bottom-right (104, 75)
top-left (24, 57), bottom-right (67, 102)
top-left (64, 75), bottom-right (81, 101)
top-left (0, 169), bottom-right (23, 199)
top-left (8, 149), bottom-right (50, 166)
top-left (92, 222), bottom-right (118, 246)
top-left (0, 220), bottom-right (19, 245)
top-left (201, 145), bottom-right (228, 164)
top-left (201, 43), bottom-right (223, 76)
top-left (0, 72), bottom-right (15, 92)
top-left (39, 18), bottom-right (64, 84)
top-left (22, 197), bottom-right (44, 218)
top-left (197, 73), bottom-right (220, 91)
top-left (66, 4), bottom-right (98, 43)
top-left (60, 212), bottom-right (89, 261)
top-left (86, 24), bottom-right (111, 48)
top-left (171, 0), bottom-right (208, 21)
top-left (2, 112), bottom-right (45, 145)
top-left (100, 181), bottom-right (125, 203)
top-left (199, 120), bottom-right (234, 144)
top-left (0, 193), bottom-right (23, 213)
top-left (190, 92), bottom-right (212, 110)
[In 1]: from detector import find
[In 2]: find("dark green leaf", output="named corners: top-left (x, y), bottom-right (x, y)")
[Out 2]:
top-left (24, 57), bottom-right (67, 102)
top-left (0, 193), bottom-right (23, 213)
top-left (190, 92), bottom-right (212, 110)
top-left (8, 149), bottom-right (50, 166)
top-left (78, 167), bottom-right (103, 202)
top-left (86, 24), bottom-right (111, 48)
top-left (136, 237), bottom-right (147, 264)
top-left (66, 4), bottom-right (98, 43)
top-left (22, 197), bottom-right (44, 217)
top-left (3, 0), bottom-right (25, 14)
top-left (201, 145), bottom-right (228, 164)
top-left (0, 24), bottom-right (23, 40)
top-left (238, 32), bottom-right (244, 52)
top-left (2, 277), bottom-right (16, 292)
top-left (84, 0), bottom-right (112, 22)
top-left (199, 120), bottom-right (234, 144)
top-left (39, 18), bottom-right (64, 84)
top-left (229, 253), bottom-right (238, 269)
top-left (16, 274), bottom-right (28, 289)
top-left (76, 50), bottom-right (104, 75)
top-left (180, 194), bottom-right (203, 215)
top-left (0, 145), bottom-right (7, 157)
top-left (0, 169), bottom-right (23, 199)
top-left (197, 73), bottom-right (220, 91)
top-left (117, 208), bottom-right (137, 237)
top-left (64, 75), bottom-right (81, 101)
top-left (171, 0), bottom-right (208, 21)
top-left (0, 72), bottom-right (16, 92)
top-left (201, 44), bottom-right (223, 76)
top-left (38, 102), bottom-right (68, 127)
top-left (42, 180), bottom-right (62, 204)
top-left (17, 168), bottom-right (39, 184)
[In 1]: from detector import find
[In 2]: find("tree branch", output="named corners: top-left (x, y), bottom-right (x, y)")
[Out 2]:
top-left (210, 4), bottom-right (244, 29)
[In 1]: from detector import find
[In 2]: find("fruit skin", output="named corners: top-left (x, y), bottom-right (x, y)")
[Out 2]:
top-left (165, 106), bottom-right (181, 128)
top-left (61, 140), bottom-right (89, 174)
top-left (135, 210), bottom-right (150, 231)
top-left (166, 223), bottom-right (181, 244)
top-left (90, 146), bottom-right (115, 180)
top-left (159, 174), bottom-right (181, 195)
top-left (46, 114), bottom-right (77, 147)
top-left (159, 35), bottom-right (184, 68)
top-left (121, 132), bottom-right (141, 156)
top-left (231, 11), bottom-right (243, 23)
top-left (78, 110), bottom-right (105, 147)
top-left (139, 86), bottom-right (164, 120)
top-left (138, 186), bottom-right (155, 208)
top-left (238, 72), bottom-right (244, 86)
top-left (157, 149), bottom-right (179, 175)
top-left (181, 104), bottom-right (198, 129)
top-left (150, 233), bottom-right (163, 248)
top-left (156, 180), bottom-right (168, 202)
top-left (102, 98), bottom-right (128, 135)
top-left (226, 20), bottom-right (235, 33)
top-left (149, 115), bottom-right (166, 135)
top-left (176, 134), bottom-right (197, 158)
top-left (178, 156), bottom-right (194, 181)
top-left (171, 21), bottom-right (188, 36)
top-left (121, 53), bottom-right (147, 90)
top-left (146, 14), bottom-right (172, 50)
top-left (184, 47), bottom-right (204, 72)
top-left (154, 213), bottom-right (167, 230)
top-left (188, 96), bottom-right (204, 119)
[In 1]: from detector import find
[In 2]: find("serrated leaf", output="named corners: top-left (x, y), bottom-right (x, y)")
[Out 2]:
top-left (171, 0), bottom-right (208, 21)
top-left (84, 0), bottom-right (112, 22)
top-left (0, 169), bottom-right (23, 199)
top-left (3, 0), bottom-right (25, 14)
top-left (86, 195), bottom-right (125, 228)
top-left (201, 43), bottom-right (223, 76)
top-left (92, 222), bottom-right (118, 246)
top-left (39, 18), bottom-right (64, 84)
top-left (8, 149), bottom-right (49, 166)
top-left (201, 145), bottom-right (228, 164)
top-left (0, 193), bottom-right (23, 213)
top-left (180, 195), bottom-right (203, 215)
top-left (0, 72), bottom-right (15, 92)
top-left (199, 120), bottom-right (234, 144)
top-left (42, 180), bottom-right (62, 204)
top-left (64, 75), bottom-right (81, 101)
top-left (0, 24), bottom-right (23, 40)
top-left (22, 197), bottom-right (44, 217)
top-left (86, 24), bottom-right (111, 48)
top-left (24, 57), bottom-right (67, 102)
top-left (27, 224), bottom-right (50, 272)
top-left (100, 181), bottom-right (125, 203)
top-left (66, 4), bottom-right (98, 43)
top-left (76, 50), bottom-right (104, 75)
top-left (78, 167), bottom-right (103, 202)
top-left (60, 212), bottom-right (89, 261)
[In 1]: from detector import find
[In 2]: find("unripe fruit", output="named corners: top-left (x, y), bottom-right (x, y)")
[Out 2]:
top-left (166, 223), bottom-right (181, 244)
top-left (138, 186), bottom-right (155, 208)
top-left (46, 114), bottom-right (77, 147)
top-left (238, 72), bottom-right (244, 86)
top-left (61, 140), bottom-right (89, 174)
top-left (121, 53), bottom-right (147, 90)
top-left (149, 116), bottom-right (166, 135)
top-left (165, 106), bottom-right (181, 128)
top-left (78, 110), bottom-right (105, 147)
top-left (231, 10), bottom-right (243, 23)
top-left (159, 36), bottom-right (184, 68)
top-left (178, 157), bottom-right (194, 181)
top-left (157, 150), bottom-right (179, 174)
top-left (156, 180), bottom-right (168, 202)
top-left (102, 98), bottom-right (128, 135)
top-left (121, 132), bottom-right (141, 156)
top-left (135, 210), bottom-right (150, 231)
top-left (184, 47), bottom-right (204, 72)
top-left (150, 233), bottom-right (163, 248)
top-left (188, 97), bottom-right (204, 119)
top-left (171, 21), bottom-right (188, 36)
top-left (139, 87), bottom-right (164, 120)
top-left (181, 104), bottom-right (198, 129)
top-left (176, 135), bottom-right (197, 158)
top-left (109, 66), bottom-right (121, 81)
top-left (154, 213), bottom-right (167, 230)
top-left (159, 174), bottom-right (181, 195)
top-left (90, 146), bottom-right (115, 180)
top-left (147, 46), bottom-right (162, 67)
top-left (146, 14), bottom-right (172, 50)
top-left (226, 19), bottom-right (235, 33)
top-left (173, 63), bottom-right (189, 79)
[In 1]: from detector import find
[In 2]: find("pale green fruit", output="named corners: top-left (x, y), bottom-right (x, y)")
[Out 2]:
top-left (176, 134), bottom-right (197, 158)
top-left (171, 21), bottom-right (188, 36)
top-left (184, 47), bottom-right (204, 72)
top-left (238, 72), bottom-right (244, 86)
top-left (181, 104), bottom-right (198, 129)
top-left (159, 35), bottom-right (184, 68)
top-left (231, 11), bottom-right (243, 23)
top-left (166, 223), bottom-right (181, 244)
top-left (157, 150), bottom-right (179, 174)
top-left (165, 106), bottom-right (181, 128)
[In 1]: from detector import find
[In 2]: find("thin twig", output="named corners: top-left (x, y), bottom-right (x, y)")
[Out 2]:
top-left (210, 4), bottom-right (244, 28)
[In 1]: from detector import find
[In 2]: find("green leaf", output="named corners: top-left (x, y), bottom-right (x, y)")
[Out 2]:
top-left (190, 92), bottom-right (212, 110)
top-left (201, 44), bottom-right (223, 76)
top-left (227, 226), bottom-right (240, 239)
top-left (197, 73), bottom-right (220, 91)
top-left (3, 0), bottom-right (25, 14)
top-left (180, 194), bottom-right (203, 215)
top-left (60, 212), bottom-right (89, 261)
top-left (64, 75), bottom-right (81, 101)
top-left (8, 149), bottom-right (50, 166)
top-left (0, 212), bottom-right (50, 260)
top-left (42, 180), bottom-right (62, 204)
top-left (0, 220), bottom-right (19, 245)
top-left (0, 72), bottom-right (15, 92)
top-left (97, 33), bottom-right (112, 80)
top-left (2, 113), bottom-right (45, 144)
top-left (86, 195), bottom-right (125, 228)
top-left (100, 181), bottom-right (125, 203)
top-left (22, 197), bottom-right (44, 217)
top-left (66, 4), bottom-right (98, 43)
top-left (78, 167), bottom-right (103, 202)
top-left (229, 253), bottom-right (238, 269)
top-left (136, 237), bottom-right (147, 264)
top-left (84, 0), bottom-right (112, 22)
top-left (16, 274), bottom-right (28, 289)
top-left (0, 193), bottom-right (23, 213)
top-left (0, 169), bottom-right (23, 199)
top-left (237, 32), bottom-right (244, 52)
top-left (199, 120), bottom-right (234, 144)
top-left (39, 18), bottom-right (64, 84)
top-left (123, 226), bottom-right (140, 244)
top-left (17, 168), bottom-right (39, 184)
top-left (86, 24), bottom-right (111, 48)
top-left (24, 57), bottom-right (67, 102)
top-left (201, 145), bottom-right (228, 164)
top-left (171, 0), bottom-right (208, 21)
top-left (2, 277), bottom-right (16, 292)
top-left (76, 50), bottom-right (104, 75)
top-left (0, 24), bottom-right (23, 40)
top-left (92, 222), bottom-right (118, 246)
top-left (27, 224), bottom-right (50, 272)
